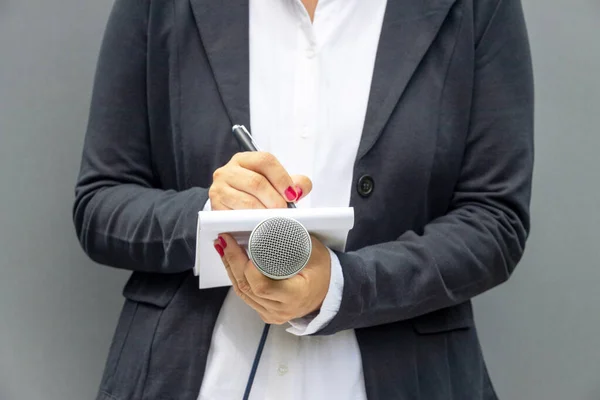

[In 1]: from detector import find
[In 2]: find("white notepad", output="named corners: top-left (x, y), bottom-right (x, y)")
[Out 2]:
top-left (194, 207), bottom-right (355, 289)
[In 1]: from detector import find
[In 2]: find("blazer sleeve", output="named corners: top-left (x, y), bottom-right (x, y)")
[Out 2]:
top-left (73, 0), bottom-right (208, 274)
top-left (316, 0), bottom-right (534, 335)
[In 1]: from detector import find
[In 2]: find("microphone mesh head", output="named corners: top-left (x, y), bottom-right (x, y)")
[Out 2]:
top-left (248, 217), bottom-right (312, 280)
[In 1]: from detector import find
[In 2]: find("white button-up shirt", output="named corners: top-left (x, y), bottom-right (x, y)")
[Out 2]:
top-left (198, 0), bottom-right (387, 398)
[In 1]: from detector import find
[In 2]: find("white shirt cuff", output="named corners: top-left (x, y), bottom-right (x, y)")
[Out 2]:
top-left (203, 199), bottom-right (212, 212)
top-left (286, 247), bottom-right (344, 336)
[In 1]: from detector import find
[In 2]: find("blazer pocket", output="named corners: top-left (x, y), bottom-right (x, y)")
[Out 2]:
top-left (412, 302), bottom-right (474, 334)
top-left (120, 271), bottom-right (189, 308)
top-left (100, 271), bottom-right (189, 399)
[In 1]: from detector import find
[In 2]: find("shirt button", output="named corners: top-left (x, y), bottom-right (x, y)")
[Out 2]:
top-left (357, 175), bottom-right (375, 197)
top-left (277, 364), bottom-right (288, 376)
top-left (300, 128), bottom-right (309, 138)
top-left (305, 47), bottom-right (316, 59)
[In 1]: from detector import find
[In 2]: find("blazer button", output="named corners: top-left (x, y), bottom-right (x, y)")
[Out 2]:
top-left (357, 175), bottom-right (374, 197)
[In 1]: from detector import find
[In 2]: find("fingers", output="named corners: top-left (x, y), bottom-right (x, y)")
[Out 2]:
top-left (208, 152), bottom-right (312, 210)
top-left (243, 261), bottom-right (292, 303)
top-left (222, 166), bottom-right (288, 209)
top-left (217, 234), bottom-right (286, 306)
top-left (221, 256), bottom-right (269, 314)
top-left (290, 174), bottom-right (312, 200)
top-left (232, 152), bottom-right (300, 203)
top-left (215, 234), bottom-right (325, 325)
top-left (217, 234), bottom-right (251, 292)
top-left (212, 184), bottom-right (266, 210)
top-left (210, 152), bottom-right (308, 210)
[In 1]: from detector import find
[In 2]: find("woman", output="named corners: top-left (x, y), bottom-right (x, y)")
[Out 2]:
top-left (74, 0), bottom-right (534, 399)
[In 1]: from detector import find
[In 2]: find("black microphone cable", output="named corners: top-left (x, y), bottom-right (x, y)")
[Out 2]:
top-left (242, 323), bottom-right (271, 400)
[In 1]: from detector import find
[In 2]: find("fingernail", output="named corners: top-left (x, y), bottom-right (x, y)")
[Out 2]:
top-left (296, 187), bottom-right (303, 201)
top-left (214, 243), bottom-right (224, 257)
top-left (218, 236), bottom-right (227, 249)
top-left (285, 186), bottom-right (298, 201)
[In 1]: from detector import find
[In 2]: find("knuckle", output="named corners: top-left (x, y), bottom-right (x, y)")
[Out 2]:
top-left (240, 197), bottom-right (256, 209)
top-left (212, 167), bottom-right (224, 181)
top-left (253, 282), bottom-right (270, 297)
top-left (237, 280), bottom-right (251, 293)
top-left (208, 185), bottom-right (219, 199)
top-left (231, 153), bottom-right (243, 163)
top-left (248, 174), bottom-right (266, 192)
top-left (258, 152), bottom-right (276, 166)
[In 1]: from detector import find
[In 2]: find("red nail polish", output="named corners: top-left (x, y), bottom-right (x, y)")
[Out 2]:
top-left (285, 186), bottom-right (297, 201)
top-left (296, 187), bottom-right (303, 200)
top-left (214, 243), bottom-right (224, 257)
top-left (218, 236), bottom-right (227, 249)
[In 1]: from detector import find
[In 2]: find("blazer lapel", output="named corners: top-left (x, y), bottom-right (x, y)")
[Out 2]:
top-left (188, 0), bottom-right (456, 150)
top-left (189, 0), bottom-right (251, 129)
top-left (357, 0), bottom-right (457, 160)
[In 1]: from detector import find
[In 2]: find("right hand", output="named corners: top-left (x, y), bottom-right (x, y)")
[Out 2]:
top-left (209, 152), bottom-right (312, 211)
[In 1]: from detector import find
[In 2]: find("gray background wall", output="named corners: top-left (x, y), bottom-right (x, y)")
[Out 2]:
top-left (0, 0), bottom-right (597, 399)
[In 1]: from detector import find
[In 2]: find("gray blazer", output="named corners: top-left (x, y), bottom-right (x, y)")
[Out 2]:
top-left (73, 0), bottom-right (534, 399)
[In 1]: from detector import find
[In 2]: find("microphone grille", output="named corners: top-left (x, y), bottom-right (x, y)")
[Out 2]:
top-left (248, 217), bottom-right (312, 280)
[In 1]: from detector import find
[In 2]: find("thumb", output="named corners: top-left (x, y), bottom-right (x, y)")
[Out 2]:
top-left (290, 175), bottom-right (312, 201)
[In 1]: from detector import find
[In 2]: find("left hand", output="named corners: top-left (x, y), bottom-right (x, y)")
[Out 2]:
top-left (214, 234), bottom-right (331, 325)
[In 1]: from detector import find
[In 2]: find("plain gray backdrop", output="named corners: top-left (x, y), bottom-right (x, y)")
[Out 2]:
top-left (0, 1), bottom-right (598, 399)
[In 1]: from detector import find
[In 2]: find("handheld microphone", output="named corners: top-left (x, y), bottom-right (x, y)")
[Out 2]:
top-left (248, 216), bottom-right (312, 280)
top-left (242, 216), bottom-right (312, 400)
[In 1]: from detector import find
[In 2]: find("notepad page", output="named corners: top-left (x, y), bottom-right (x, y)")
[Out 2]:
top-left (194, 207), bottom-right (354, 289)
